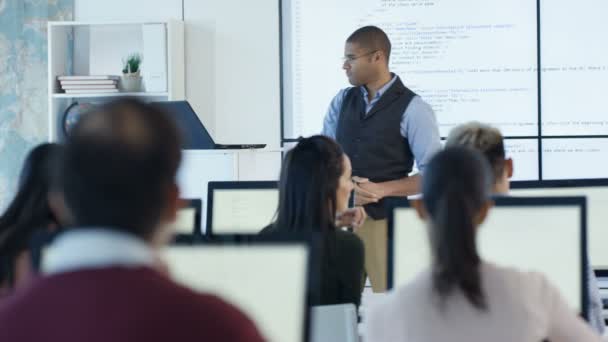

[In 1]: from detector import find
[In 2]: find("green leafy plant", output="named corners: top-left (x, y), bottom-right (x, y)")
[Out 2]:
top-left (122, 53), bottom-right (142, 74)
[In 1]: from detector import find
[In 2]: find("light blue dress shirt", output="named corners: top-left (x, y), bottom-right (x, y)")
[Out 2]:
top-left (322, 75), bottom-right (441, 173)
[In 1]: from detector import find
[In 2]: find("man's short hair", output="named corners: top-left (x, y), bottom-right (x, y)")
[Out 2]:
top-left (445, 122), bottom-right (506, 184)
top-left (61, 98), bottom-right (182, 239)
top-left (346, 26), bottom-right (391, 63)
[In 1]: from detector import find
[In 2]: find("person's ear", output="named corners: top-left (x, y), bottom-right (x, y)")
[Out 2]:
top-left (150, 183), bottom-right (181, 249)
top-left (411, 199), bottom-right (428, 221)
top-left (505, 158), bottom-right (514, 179)
top-left (163, 183), bottom-right (180, 224)
top-left (375, 51), bottom-right (383, 63)
top-left (47, 191), bottom-right (73, 227)
top-left (475, 199), bottom-right (494, 226)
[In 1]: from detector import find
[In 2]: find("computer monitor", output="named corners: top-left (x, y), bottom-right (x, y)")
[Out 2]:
top-left (206, 181), bottom-right (279, 235)
top-left (166, 199), bottom-right (202, 236)
top-left (387, 196), bottom-right (587, 318)
top-left (164, 236), bottom-right (311, 342)
top-left (511, 179), bottom-right (608, 268)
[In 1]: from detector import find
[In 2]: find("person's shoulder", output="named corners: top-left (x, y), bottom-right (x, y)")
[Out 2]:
top-left (366, 276), bottom-right (427, 334)
top-left (334, 230), bottom-right (364, 253)
top-left (407, 95), bottom-right (434, 113)
top-left (337, 86), bottom-right (357, 94)
top-left (483, 262), bottom-right (543, 282)
top-left (191, 293), bottom-right (265, 339)
top-left (0, 289), bottom-right (21, 320)
top-left (259, 224), bottom-right (277, 235)
top-left (189, 291), bottom-right (249, 319)
top-left (333, 230), bottom-right (364, 271)
top-left (333, 87), bottom-right (358, 101)
top-left (394, 268), bottom-right (433, 297)
top-left (0, 275), bottom-right (57, 330)
top-left (482, 262), bottom-right (554, 298)
top-left (158, 278), bottom-right (266, 340)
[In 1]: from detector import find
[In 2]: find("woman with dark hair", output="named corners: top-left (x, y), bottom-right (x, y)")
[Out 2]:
top-left (0, 143), bottom-right (64, 297)
top-left (261, 135), bottom-right (366, 306)
top-left (366, 147), bottom-right (601, 341)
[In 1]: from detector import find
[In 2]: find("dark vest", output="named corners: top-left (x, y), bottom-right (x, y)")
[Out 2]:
top-left (336, 77), bottom-right (416, 219)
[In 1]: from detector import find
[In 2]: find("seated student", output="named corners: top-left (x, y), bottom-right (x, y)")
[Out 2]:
top-left (445, 121), bottom-right (606, 334)
top-left (0, 99), bottom-right (264, 342)
top-left (261, 135), bottom-right (367, 307)
top-left (0, 143), bottom-right (64, 298)
top-left (445, 122), bottom-right (513, 194)
top-left (365, 147), bottom-right (602, 342)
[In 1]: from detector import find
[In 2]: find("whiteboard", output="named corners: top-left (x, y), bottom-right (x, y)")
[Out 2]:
top-left (281, 0), bottom-right (608, 181)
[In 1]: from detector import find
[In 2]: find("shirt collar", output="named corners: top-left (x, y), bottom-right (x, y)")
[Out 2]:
top-left (360, 73), bottom-right (398, 100)
top-left (43, 228), bottom-right (157, 275)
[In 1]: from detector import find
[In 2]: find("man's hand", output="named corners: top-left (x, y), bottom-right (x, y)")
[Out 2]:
top-left (336, 207), bottom-right (367, 229)
top-left (352, 176), bottom-right (384, 206)
top-left (352, 175), bottom-right (421, 205)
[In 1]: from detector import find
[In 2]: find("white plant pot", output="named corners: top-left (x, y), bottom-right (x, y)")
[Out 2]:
top-left (121, 73), bottom-right (142, 92)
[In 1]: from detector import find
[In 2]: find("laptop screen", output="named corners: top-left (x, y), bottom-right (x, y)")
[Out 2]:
top-left (152, 101), bottom-right (215, 149)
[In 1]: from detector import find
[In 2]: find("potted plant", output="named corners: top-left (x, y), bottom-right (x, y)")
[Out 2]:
top-left (121, 53), bottom-right (143, 92)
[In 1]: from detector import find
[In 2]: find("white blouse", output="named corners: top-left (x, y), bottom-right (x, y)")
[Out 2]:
top-left (365, 262), bottom-right (603, 342)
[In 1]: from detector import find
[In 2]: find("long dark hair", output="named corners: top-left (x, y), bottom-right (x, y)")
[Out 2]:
top-left (0, 143), bottom-right (63, 287)
top-left (421, 147), bottom-right (493, 310)
top-left (273, 135), bottom-right (344, 235)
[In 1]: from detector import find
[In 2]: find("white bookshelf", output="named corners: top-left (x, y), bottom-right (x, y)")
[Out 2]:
top-left (47, 20), bottom-right (185, 142)
top-left (51, 92), bottom-right (170, 99)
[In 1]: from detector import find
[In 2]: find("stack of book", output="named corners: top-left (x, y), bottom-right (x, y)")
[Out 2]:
top-left (58, 75), bottom-right (120, 94)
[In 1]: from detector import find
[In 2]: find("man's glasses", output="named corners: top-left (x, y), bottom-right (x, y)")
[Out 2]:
top-left (342, 50), bottom-right (378, 64)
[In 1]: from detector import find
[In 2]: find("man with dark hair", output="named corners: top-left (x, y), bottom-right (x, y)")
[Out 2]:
top-left (346, 26), bottom-right (392, 64)
top-left (0, 99), bottom-right (264, 342)
top-left (323, 25), bottom-right (441, 292)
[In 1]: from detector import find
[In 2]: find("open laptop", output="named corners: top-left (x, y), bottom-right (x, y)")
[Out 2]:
top-left (152, 101), bottom-right (266, 150)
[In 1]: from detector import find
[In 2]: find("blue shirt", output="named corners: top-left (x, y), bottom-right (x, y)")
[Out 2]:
top-left (322, 76), bottom-right (441, 173)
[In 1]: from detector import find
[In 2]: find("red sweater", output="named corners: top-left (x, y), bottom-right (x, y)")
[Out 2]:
top-left (0, 267), bottom-right (266, 342)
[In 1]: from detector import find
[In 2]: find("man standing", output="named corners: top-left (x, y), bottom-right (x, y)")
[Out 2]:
top-left (323, 26), bottom-right (441, 292)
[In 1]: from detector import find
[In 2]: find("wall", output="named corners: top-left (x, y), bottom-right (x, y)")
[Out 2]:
top-left (74, 0), bottom-right (281, 150)
top-left (75, 0), bottom-right (183, 22)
